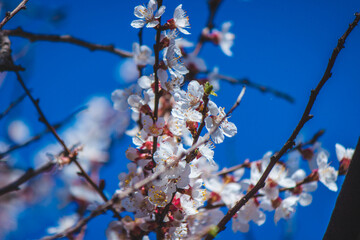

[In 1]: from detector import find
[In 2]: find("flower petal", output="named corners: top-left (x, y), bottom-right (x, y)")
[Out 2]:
top-left (131, 19), bottom-right (146, 28)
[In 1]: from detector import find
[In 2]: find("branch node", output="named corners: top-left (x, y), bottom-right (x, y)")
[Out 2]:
top-left (99, 179), bottom-right (106, 191)
top-left (38, 116), bottom-right (45, 123)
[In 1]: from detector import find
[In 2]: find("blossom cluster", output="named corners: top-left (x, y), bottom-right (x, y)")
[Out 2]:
top-left (0, 1), bottom-right (356, 239)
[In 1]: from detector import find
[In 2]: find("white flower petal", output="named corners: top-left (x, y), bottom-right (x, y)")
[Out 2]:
top-left (291, 169), bottom-right (306, 182)
top-left (155, 6), bottom-right (166, 18)
top-left (146, 20), bottom-right (159, 28)
top-left (134, 5), bottom-right (146, 18)
top-left (138, 76), bottom-right (152, 89)
top-left (335, 143), bottom-right (346, 161)
top-left (299, 193), bottom-right (312, 206)
top-left (131, 20), bottom-right (146, 28)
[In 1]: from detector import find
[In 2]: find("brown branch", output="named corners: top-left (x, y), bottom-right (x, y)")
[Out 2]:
top-left (0, 107), bottom-right (86, 160)
top-left (192, 94), bottom-right (210, 145)
top-left (292, 129), bottom-right (325, 152)
top-left (216, 161), bottom-right (250, 176)
top-left (215, 129), bottom-right (324, 177)
top-left (192, 0), bottom-right (224, 56)
top-left (152, 0), bottom-right (164, 157)
top-left (0, 161), bottom-right (56, 197)
top-left (201, 203), bottom-right (226, 210)
top-left (213, 74), bottom-right (295, 103)
top-left (156, 191), bottom-right (176, 239)
top-left (0, 92), bottom-right (27, 120)
top-left (14, 70), bottom-right (71, 154)
top-left (206, 0), bottom-right (224, 30)
top-left (41, 196), bottom-right (119, 240)
top-left (204, 12), bottom-right (360, 240)
top-left (0, 0), bottom-right (29, 30)
top-left (137, 28), bottom-right (144, 77)
top-left (3, 27), bottom-right (133, 58)
top-left (279, 172), bottom-right (318, 192)
top-left (0, 32), bottom-right (25, 71)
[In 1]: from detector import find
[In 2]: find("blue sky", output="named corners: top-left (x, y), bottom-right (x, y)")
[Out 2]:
top-left (1, 0), bottom-right (359, 239)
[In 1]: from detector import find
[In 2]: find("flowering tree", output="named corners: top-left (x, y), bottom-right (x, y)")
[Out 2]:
top-left (0, 0), bottom-right (359, 239)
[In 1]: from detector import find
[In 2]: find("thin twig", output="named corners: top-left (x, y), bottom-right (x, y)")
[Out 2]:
top-left (138, 28), bottom-right (143, 46)
top-left (204, 12), bottom-right (360, 240)
top-left (215, 130), bottom-right (325, 176)
top-left (156, 191), bottom-right (176, 239)
top-left (214, 74), bottom-right (295, 103)
top-left (152, 0), bottom-right (164, 157)
top-left (41, 196), bottom-right (119, 240)
top-left (0, 161), bottom-right (56, 197)
top-left (0, 92), bottom-right (27, 120)
top-left (0, 107), bottom-right (86, 160)
top-left (3, 28), bottom-right (133, 58)
top-left (192, 0), bottom-right (224, 56)
top-left (0, 0), bottom-right (29, 29)
top-left (206, 0), bottom-right (224, 30)
top-left (216, 161), bottom-right (250, 176)
top-left (292, 129), bottom-right (325, 151)
top-left (192, 94), bottom-right (210, 145)
top-left (14, 71), bottom-right (70, 153)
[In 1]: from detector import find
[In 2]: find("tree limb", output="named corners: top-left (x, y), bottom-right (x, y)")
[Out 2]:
top-left (0, 106), bottom-right (86, 160)
top-left (214, 74), bottom-right (295, 103)
top-left (0, 161), bottom-right (56, 197)
top-left (0, 92), bottom-right (27, 120)
top-left (0, 0), bottom-right (29, 29)
top-left (3, 27), bottom-right (133, 58)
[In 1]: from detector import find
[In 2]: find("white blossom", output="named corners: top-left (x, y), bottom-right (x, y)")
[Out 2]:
top-left (205, 101), bottom-right (237, 144)
top-left (172, 4), bottom-right (190, 35)
top-left (317, 151), bottom-right (338, 191)
top-left (163, 40), bottom-right (189, 76)
top-left (335, 143), bottom-right (354, 162)
top-left (132, 43), bottom-right (154, 67)
top-left (131, 0), bottom-right (166, 28)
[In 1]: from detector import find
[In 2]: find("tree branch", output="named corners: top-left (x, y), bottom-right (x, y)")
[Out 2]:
top-left (192, 0), bottom-right (224, 56)
top-left (0, 0), bottom-right (29, 30)
top-left (0, 92), bottom-right (27, 120)
top-left (14, 70), bottom-right (71, 154)
top-left (152, 0), bottom-right (164, 158)
top-left (213, 74), bottom-right (295, 103)
top-left (192, 94), bottom-right (210, 145)
top-left (215, 130), bottom-right (324, 176)
top-left (291, 129), bottom-right (325, 152)
top-left (216, 161), bottom-right (250, 176)
top-left (204, 12), bottom-right (360, 240)
top-left (3, 27), bottom-right (133, 58)
top-left (0, 107), bottom-right (86, 160)
top-left (0, 161), bottom-right (56, 197)
top-left (41, 196), bottom-right (119, 240)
